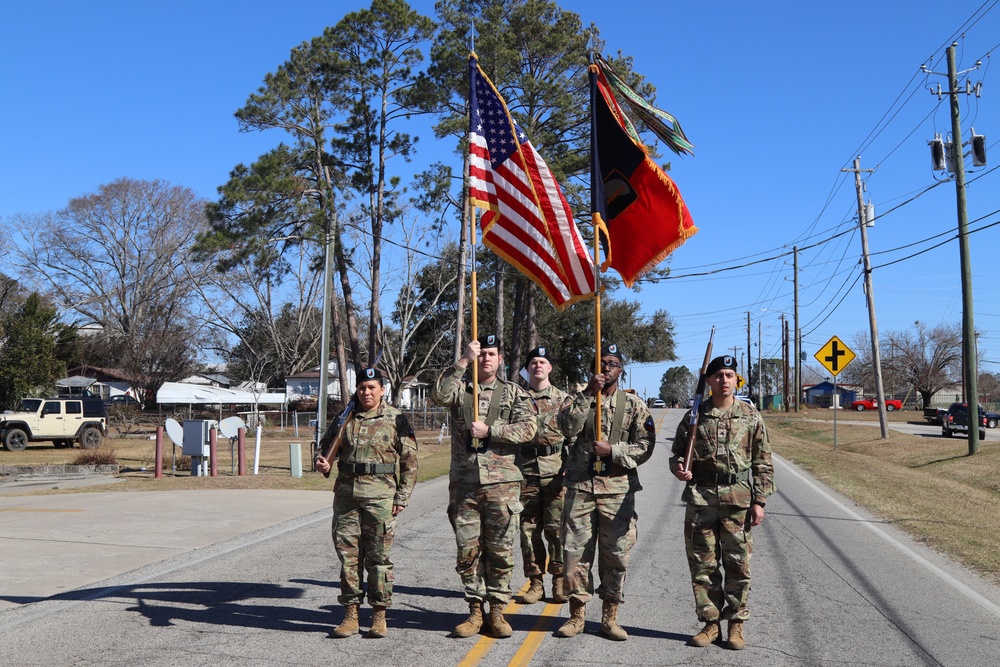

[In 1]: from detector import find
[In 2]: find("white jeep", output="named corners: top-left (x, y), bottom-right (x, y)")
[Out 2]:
top-left (1, 397), bottom-right (109, 451)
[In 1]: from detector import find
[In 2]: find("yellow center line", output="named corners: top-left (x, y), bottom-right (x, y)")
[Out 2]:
top-left (456, 408), bottom-right (674, 665)
top-left (0, 507), bottom-right (84, 513)
top-left (507, 600), bottom-right (563, 667)
top-left (456, 580), bottom-right (568, 667)
top-left (456, 580), bottom-right (534, 667)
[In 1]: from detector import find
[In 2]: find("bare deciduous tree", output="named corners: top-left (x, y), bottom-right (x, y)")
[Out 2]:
top-left (373, 223), bottom-right (457, 405)
top-left (9, 178), bottom-right (208, 394)
top-left (190, 240), bottom-right (324, 386)
top-left (886, 321), bottom-right (962, 408)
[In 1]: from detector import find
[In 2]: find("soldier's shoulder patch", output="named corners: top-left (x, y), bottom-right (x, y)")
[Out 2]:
top-left (396, 414), bottom-right (415, 439)
top-left (644, 416), bottom-right (655, 433)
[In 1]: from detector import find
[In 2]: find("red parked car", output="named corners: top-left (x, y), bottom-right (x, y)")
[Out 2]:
top-left (850, 398), bottom-right (902, 412)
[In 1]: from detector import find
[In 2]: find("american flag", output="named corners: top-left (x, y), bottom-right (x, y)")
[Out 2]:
top-left (467, 56), bottom-right (595, 310)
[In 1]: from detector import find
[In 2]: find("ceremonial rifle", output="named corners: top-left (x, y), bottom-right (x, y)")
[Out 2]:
top-left (317, 351), bottom-right (383, 478)
top-left (683, 327), bottom-right (715, 473)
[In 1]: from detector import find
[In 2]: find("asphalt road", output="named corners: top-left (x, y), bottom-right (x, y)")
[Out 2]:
top-left (2, 409), bottom-right (999, 666)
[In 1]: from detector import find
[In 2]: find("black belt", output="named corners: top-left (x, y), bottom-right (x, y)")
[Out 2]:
top-left (339, 462), bottom-right (396, 475)
top-left (525, 444), bottom-right (560, 456)
top-left (694, 470), bottom-right (749, 486)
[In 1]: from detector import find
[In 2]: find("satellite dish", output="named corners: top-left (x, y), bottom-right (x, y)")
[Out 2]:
top-left (219, 416), bottom-right (246, 439)
top-left (164, 418), bottom-right (184, 447)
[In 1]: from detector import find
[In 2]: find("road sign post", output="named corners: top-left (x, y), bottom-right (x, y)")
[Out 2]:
top-left (815, 336), bottom-right (857, 451)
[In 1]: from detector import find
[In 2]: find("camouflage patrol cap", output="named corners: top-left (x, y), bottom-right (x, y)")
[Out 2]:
top-left (356, 367), bottom-right (385, 385)
top-left (478, 333), bottom-right (502, 351)
top-left (706, 355), bottom-right (737, 376)
top-left (525, 346), bottom-right (553, 364)
top-left (601, 343), bottom-right (623, 362)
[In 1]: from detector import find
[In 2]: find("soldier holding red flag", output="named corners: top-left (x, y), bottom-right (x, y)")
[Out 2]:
top-left (555, 343), bottom-right (656, 641)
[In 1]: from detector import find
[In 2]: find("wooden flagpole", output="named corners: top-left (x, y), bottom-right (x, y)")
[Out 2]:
top-left (470, 205), bottom-right (479, 424)
top-left (467, 35), bottom-right (481, 434)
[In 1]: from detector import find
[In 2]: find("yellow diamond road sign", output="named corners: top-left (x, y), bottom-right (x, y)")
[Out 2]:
top-left (814, 336), bottom-right (856, 377)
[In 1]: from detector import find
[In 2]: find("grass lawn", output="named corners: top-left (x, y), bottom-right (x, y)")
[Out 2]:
top-left (767, 408), bottom-right (1000, 586)
top-left (0, 422), bottom-right (452, 493)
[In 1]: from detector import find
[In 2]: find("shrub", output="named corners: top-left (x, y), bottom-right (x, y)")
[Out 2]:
top-left (109, 406), bottom-right (144, 438)
top-left (72, 449), bottom-right (118, 465)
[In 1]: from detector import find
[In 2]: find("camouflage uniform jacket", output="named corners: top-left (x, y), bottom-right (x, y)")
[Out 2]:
top-left (669, 399), bottom-right (775, 508)
top-left (559, 388), bottom-right (656, 495)
top-left (523, 384), bottom-right (569, 478)
top-left (431, 363), bottom-right (538, 485)
top-left (333, 401), bottom-right (418, 507)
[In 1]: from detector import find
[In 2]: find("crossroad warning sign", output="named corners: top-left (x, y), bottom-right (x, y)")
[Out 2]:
top-left (814, 336), bottom-right (856, 377)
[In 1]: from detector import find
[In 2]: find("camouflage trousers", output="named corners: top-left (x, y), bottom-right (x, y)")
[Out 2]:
top-left (560, 488), bottom-right (637, 604)
top-left (683, 504), bottom-right (753, 622)
top-left (519, 474), bottom-right (565, 577)
top-left (332, 494), bottom-right (396, 607)
top-left (448, 481), bottom-right (522, 604)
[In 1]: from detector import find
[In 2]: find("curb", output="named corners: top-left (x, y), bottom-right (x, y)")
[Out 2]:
top-left (0, 464), bottom-right (120, 478)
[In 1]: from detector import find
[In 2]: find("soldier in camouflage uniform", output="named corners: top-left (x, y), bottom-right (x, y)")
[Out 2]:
top-left (431, 334), bottom-right (538, 639)
top-left (555, 343), bottom-right (656, 641)
top-left (670, 355), bottom-right (775, 651)
top-left (518, 346), bottom-right (569, 605)
top-left (315, 367), bottom-right (418, 639)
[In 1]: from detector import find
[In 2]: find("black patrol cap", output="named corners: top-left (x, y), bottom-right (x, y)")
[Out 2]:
top-left (525, 346), bottom-right (553, 364)
top-left (706, 355), bottom-right (737, 376)
top-left (601, 343), bottom-right (623, 362)
top-left (356, 367), bottom-right (385, 385)
top-left (478, 333), bottom-right (502, 351)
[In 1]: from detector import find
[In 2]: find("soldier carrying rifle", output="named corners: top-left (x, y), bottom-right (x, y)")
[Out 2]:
top-left (315, 367), bottom-right (418, 639)
top-left (670, 354), bottom-right (775, 651)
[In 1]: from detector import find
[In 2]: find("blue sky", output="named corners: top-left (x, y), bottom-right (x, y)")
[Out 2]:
top-left (3, 1), bottom-right (999, 400)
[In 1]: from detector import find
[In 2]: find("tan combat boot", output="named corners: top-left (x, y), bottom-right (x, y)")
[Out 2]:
top-left (367, 606), bottom-right (387, 639)
top-left (520, 576), bottom-right (545, 604)
top-left (555, 598), bottom-right (586, 638)
top-left (689, 621), bottom-right (720, 647)
top-left (551, 575), bottom-right (567, 603)
top-left (452, 601), bottom-right (484, 638)
top-left (600, 599), bottom-right (628, 641)
top-left (332, 604), bottom-right (360, 638)
top-left (489, 600), bottom-right (513, 638)
top-left (728, 620), bottom-right (745, 650)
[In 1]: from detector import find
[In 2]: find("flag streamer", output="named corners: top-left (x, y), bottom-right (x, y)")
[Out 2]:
top-left (594, 54), bottom-right (694, 157)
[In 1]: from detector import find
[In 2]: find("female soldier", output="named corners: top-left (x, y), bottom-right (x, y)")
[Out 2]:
top-left (315, 367), bottom-right (418, 639)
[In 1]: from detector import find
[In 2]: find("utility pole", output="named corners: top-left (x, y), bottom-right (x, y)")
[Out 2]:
top-left (950, 44), bottom-right (981, 456)
top-left (746, 311), bottom-right (752, 400)
top-left (925, 43), bottom-right (982, 455)
top-left (842, 157), bottom-right (889, 438)
top-left (794, 246), bottom-right (800, 412)
top-left (758, 320), bottom-right (763, 409)
top-left (783, 315), bottom-right (790, 412)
